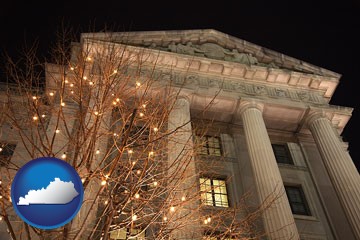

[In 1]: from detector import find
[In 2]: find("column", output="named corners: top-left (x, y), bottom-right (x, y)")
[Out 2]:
top-left (240, 101), bottom-right (299, 239)
top-left (168, 97), bottom-right (201, 239)
top-left (307, 112), bottom-right (360, 239)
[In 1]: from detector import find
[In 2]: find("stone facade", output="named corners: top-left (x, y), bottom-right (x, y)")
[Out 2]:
top-left (1, 29), bottom-right (359, 239)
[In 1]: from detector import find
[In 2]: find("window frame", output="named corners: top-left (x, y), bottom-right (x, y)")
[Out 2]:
top-left (196, 135), bottom-right (223, 157)
top-left (0, 142), bottom-right (17, 167)
top-left (285, 185), bottom-right (311, 216)
top-left (271, 143), bottom-right (293, 165)
top-left (199, 177), bottom-right (229, 208)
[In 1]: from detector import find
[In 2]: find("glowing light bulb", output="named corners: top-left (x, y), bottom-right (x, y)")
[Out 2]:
top-left (101, 180), bottom-right (107, 186)
top-left (0, 148), bottom-right (2, 152)
top-left (61, 153), bottom-right (66, 159)
top-left (55, 129), bottom-right (60, 134)
top-left (170, 206), bottom-right (175, 212)
top-left (204, 219), bottom-right (208, 224)
top-left (70, 83), bottom-right (74, 87)
top-left (41, 114), bottom-right (46, 118)
top-left (112, 101), bottom-right (117, 105)
top-left (128, 149), bottom-right (133, 154)
top-left (32, 96), bottom-right (37, 100)
top-left (89, 81), bottom-right (94, 85)
top-left (132, 214), bottom-right (137, 221)
top-left (181, 196), bottom-right (186, 201)
top-left (104, 200), bottom-right (108, 204)
top-left (61, 102), bottom-right (65, 107)
top-left (116, 98), bottom-right (120, 102)
top-left (153, 127), bottom-right (158, 132)
top-left (136, 82), bottom-right (141, 87)
top-left (136, 170), bottom-right (141, 175)
top-left (86, 57), bottom-right (92, 61)
top-left (0, 195), bottom-right (2, 199)
top-left (142, 104), bottom-right (146, 108)
top-left (33, 116), bottom-right (38, 121)
top-left (83, 76), bottom-right (87, 80)
top-left (70, 67), bottom-right (74, 71)
top-left (65, 79), bottom-right (69, 84)
top-left (163, 216), bottom-right (167, 221)
top-left (94, 111), bottom-right (99, 115)
top-left (113, 69), bottom-right (118, 73)
top-left (0, 216), bottom-right (2, 221)
top-left (135, 193), bottom-right (140, 199)
top-left (49, 92), bottom-right (54, 96)
top-left (153, 181), bottom-right (158, 186)
top-left (149, 151), bottom-right (154, 157)
top-left (71, 91), bottom-right (74, 94)
top-left (96, 149), bottom-right (100, 154)
top-left (81, 178), bottom-right (85, 183)
top-left (139, 112), bottom-right (144, 117)
top-left (207, 217), bottom-right (211, 223)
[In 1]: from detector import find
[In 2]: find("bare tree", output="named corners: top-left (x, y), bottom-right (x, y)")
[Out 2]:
top-left (0, 27), bottom-right (283, 240)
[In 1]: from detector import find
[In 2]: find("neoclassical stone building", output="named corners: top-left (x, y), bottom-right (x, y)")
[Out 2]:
top-left (1, 29), bottom-right (359, 239)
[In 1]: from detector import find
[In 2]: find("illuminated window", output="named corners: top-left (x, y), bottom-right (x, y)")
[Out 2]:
top-left (285, 186), bottom-right (311, 216)
top-left (0, 142), bottom-right (16, 167)
top-left (109, 228), bottom-right (145, 240)
top-left (196, 135), bottom-right (222, 156)
top-left (200, 177), bottom-right (229, 207)
top-left (272, 144), bottom-right (293, 164)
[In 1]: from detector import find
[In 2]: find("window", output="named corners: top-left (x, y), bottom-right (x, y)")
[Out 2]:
top-left (285, 186), bottom-right (311, 216)
top-left (272, 144), bottom-right (293, 164)
top-left (200, 177), bottom-right (229, 207)
top-left (109, 228), bottom-right (145, 240)
top-left (0, 143), bottom-right (16, 166)
top-left (196, 135), bottom-right (222, 156)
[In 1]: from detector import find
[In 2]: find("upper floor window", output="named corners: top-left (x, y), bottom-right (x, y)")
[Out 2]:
top-left (0, 142), bottom-right (16, 167)
top-left (196, 135), bottom-right (222, 156)
top-left (285, 185), bottom-right (311, 216)
top-left (109, 228), bottom-right (145, 239)
top-left (200, 177), bottom-right (229, 207)
top-left (272, 144), bottom-right (293, 164)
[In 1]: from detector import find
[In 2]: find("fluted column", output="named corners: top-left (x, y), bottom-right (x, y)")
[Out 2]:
top-left (308, 112), bottom-right (360, 239)
top-left (240, 101), bottom-right (299, 239)
top-left (168, 97), bottom-right (201, 239)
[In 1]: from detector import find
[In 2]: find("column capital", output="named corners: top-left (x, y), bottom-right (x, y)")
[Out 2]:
top-left (305, 110), bottom-right (330, 128)
top-left (238, 99), bottom-right (264, 116)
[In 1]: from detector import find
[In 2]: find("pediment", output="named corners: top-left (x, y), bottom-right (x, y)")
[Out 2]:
top-left (81, 29), bottom-right (340, 78)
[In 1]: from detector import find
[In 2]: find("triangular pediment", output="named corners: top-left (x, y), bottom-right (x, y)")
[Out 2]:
top-left (81, 29), bottom-right (340, 78)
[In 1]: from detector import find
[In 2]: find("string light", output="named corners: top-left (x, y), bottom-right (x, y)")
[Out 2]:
top-left (81, 178), bottom-right (85, 183)
top-left (0, 216), bottom-right (2, 221)
top-left (128, 149), bottom-right (133, 154)
top-left (132, 214), bottom-right (137, 221)
top-left (33, 116), bottom-right (38, 121)
top-left (89, 81), bottom-right (94, 86)
top-left (0, 195), bottom-right (2, 199)
top-left (86, 57), bottom-right (92, 61)
top-left (70, 67), bottom-right (74, 71)
top-left (139, 112), bottom-right (144, 117)
top-left (135, 193), bottom-right (140, 199)
top-left (55, 129), bottom-right (60, 134)
top-left (61, 102), bottom-right (65, 107)
top-left (83, 76), bottom-right (87, 80)
top-left (71, 91), bottom-right (74, 94)
top-left (94, 111), bottom-right (99, 116)
top-left (96, 149), bottom-right (100, 154)
top-left (101, 180), bottom-right (107, 186)
top-left (0, 148), bottom-right (2, 152)
top-left (148, 151), bottom-right (154, 157)
top-left (170, 206), bottom-right (175, 212)
top-left (112, 101), bottom-right (117, 105)
top-left (41, 114), bottom-right (46, 118)
top-left (104, 200), bottom-right (108, 204)
top-left (153, 127), bottom-right (158, 132)
top-left (181, 196), bottom-right (186, 201)
top-left (61, 153), bottom-right (66, 159)
top-left (70, 83), bottom-right (74, 87)
top-left (207, 217), bottom-right (211, 223)
top-left (65, 79), bottom-right (69, 84)
top-left (49, 92), bottom-right (54, 96)
top-left (116, 98), bottom-right (120, 102)
top-left (153, 181), bottom-right (158, 187)
top-left (204, 219), bottom-right (208, 224)
top-left (163, 216), bottom-right (167, 221)
top-left (136, 82), bottom-right (141, 87)
top-left (32, 96), bottom-right (37, 100)
top-left (142, 104), bottom-right (146, 108)
top-left (113, 69), bottom-right (118, 74)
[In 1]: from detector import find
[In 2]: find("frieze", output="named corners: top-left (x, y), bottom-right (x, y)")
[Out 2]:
top-left (115, 67), bottom-right (326, 104)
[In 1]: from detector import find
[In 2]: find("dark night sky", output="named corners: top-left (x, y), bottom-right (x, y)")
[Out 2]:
top-left (1, 1), bottom-right (359, 171)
